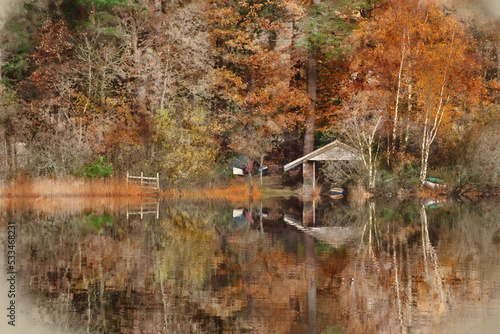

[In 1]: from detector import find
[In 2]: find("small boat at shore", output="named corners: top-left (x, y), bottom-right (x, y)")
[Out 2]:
top-left (424, 198), bottom-right (445, 209)
top-left (329, 187), bottom-right (347, 199)
top-left (423, 177), bottom-right (445, 190)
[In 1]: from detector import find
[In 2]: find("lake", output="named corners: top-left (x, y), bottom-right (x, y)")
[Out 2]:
top-left (1, 196), bottom-right (500, 333)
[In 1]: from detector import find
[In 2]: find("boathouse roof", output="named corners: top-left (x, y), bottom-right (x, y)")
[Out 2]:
top-left (284, 140), bottom-right (362, 171)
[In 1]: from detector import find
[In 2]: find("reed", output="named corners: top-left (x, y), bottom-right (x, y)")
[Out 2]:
top-left (0, 175), bottom-right (261, 202)
top-left (0, 176), bottom-right (143, 198)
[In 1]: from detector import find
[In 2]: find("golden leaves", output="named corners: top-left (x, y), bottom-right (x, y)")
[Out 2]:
top-left (154, 106), bottom-right (220, 185)
top-left (351, 0), bottom-right (483, 119)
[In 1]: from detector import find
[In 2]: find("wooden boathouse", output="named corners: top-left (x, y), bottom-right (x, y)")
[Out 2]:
top-left (284, 140), bottom-right (362, 197)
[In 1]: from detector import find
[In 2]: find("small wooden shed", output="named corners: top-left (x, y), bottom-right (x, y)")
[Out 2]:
top-left (284, 140), bottom-right (362, 195)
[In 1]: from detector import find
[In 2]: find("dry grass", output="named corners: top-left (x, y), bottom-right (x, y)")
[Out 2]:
top-left (0, 176), bottom-right (143, 198)
top-left (0, 176), bottom-right (261, 204)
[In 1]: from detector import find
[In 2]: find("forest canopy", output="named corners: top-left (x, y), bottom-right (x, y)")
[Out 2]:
top-left (0, 0), bottom-right (498, 188)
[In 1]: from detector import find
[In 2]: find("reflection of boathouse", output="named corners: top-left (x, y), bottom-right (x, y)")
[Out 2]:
top-left (284, 140), bottom-right (361, 197)
top-left (284, 214), bottom-right (361, 248)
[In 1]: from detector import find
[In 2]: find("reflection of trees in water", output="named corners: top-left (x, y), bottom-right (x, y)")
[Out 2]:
top-left (327, 201), bottom-right (500, 333)
top-left (319, 200), bottom-right (362, 227)
top-left (12, 203), bottom-right (227, 333)
top-left (339, 202), bottom-right (448, 333)
top-left (154, 204), bottom-right (223, 291)
top-left (5, 200), bottom-right (500, 333)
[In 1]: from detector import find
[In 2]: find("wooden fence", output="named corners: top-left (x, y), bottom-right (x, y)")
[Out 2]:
top-left (126, 172), bottom-right (160, 197)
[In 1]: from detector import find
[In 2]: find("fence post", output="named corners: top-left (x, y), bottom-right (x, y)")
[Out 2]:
top-left (157, 173), bottom-right (159, 197)
top-left (140, 172), bottom-right (144, 196)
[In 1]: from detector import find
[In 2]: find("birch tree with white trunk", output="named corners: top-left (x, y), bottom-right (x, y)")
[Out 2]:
top-left (343, 90), bottom-right (388, 190)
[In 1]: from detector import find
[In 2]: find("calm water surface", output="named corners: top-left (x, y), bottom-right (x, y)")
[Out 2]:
top-left (1, 197), bottom-right (500, 333)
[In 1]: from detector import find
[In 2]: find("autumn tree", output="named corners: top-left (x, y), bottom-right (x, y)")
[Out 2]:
top-left (153, 105), bottom-right (219, 185)
top-left (157, 0), bottom-right (214, 112)
top-left (0, 84), bottom-right (19, 175)
top-left (209, 0), bottom-right (308, 182)
top-left (297, 0), bottom-right (362, 154)
top-left (351, 0), bottom-right (483, 183)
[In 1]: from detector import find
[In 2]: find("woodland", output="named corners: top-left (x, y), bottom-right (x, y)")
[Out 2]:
top-left (0, 0), bottom-right (499, 191)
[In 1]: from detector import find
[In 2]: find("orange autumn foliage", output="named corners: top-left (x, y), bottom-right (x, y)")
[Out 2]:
top-left (348, 0), bottom-right (484, 178)
top-left (351, 0), bottom-right (483, 130)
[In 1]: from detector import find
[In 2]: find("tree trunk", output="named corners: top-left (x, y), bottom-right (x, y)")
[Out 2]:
top-left (159, 45), bottom-right (171, 113)
top-left (392, 36), bottom-right (406, 161)
top-left (303, 50), bottom-right (317, 155)
top-left (131, 22), bottom-right (147, 113)
top-left (304, 232), bottom-right (317, 334)
top-left (368, 145), bottom-right (374, 189)
top-left (155, 0), bottom-right (162, 17)
top-left (259, 155), bottom-right (264, 189)
top-left (259, 201), bottom-right (264, 233)
top-left (248, 168), bottom-right (253, 194)
top-left (420, 141), bottom-right (430, 184)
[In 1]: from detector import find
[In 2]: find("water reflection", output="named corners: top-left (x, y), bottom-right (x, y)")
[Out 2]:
top-left (1, 198), bottom-right (500, 333)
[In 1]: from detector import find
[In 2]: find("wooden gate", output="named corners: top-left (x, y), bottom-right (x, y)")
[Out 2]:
top-left (126, 172), bottom-right (160, 197)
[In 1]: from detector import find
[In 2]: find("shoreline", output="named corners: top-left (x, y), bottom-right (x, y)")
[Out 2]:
top-left (0, 176), bottom-right (497, 202)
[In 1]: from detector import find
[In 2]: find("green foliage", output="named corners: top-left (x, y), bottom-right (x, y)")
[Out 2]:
top-left (83, 156), bottom-right (114, 178)
top-left (2, 20), bottom-right (33, 54)
top-left (403, 205), bottom-right (419, 224)
top-left (381, 207), bottom-right (396, 219)
top-left (0, 8), bottom-right (39, 83)
top-left (314, 240), bottom-right (345, 253)
top-left (214, 161), bottom-right (233, 183)
top-left (315, 130), bottom-right (334, 148)
top-left (297, 1), bottom-right (357, 58)
top-left (2, 54), bottom-right (28, 81)
top-left (0, 85), bottom-right (19, 119)
top-left (377, 162), bottom-right (420, 193)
